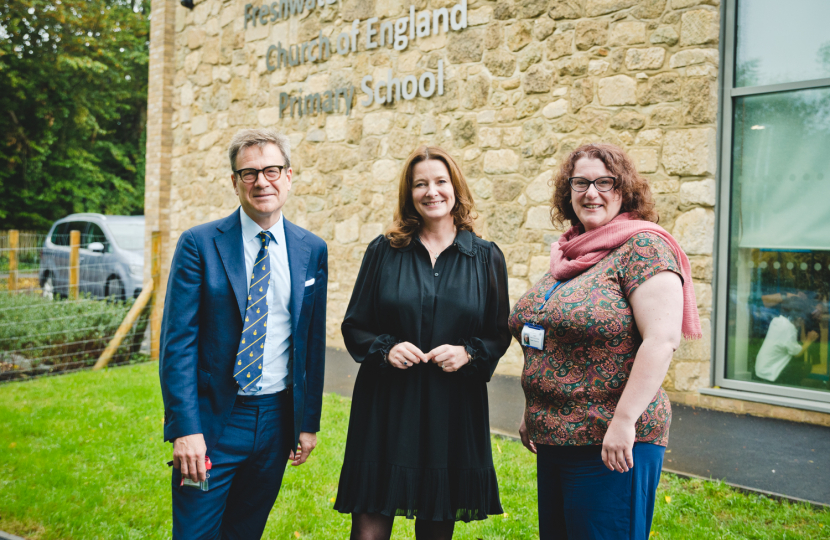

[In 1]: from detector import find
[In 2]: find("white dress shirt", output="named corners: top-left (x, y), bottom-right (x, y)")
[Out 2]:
top-left (238, 209), bottom-right (293, 395)
top-left (755, 316), bottom-right (803, 382)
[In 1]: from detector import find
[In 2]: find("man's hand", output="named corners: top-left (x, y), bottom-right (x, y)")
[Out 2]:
top-left (289, 432), bottom-right (317, 466)
top-left (173, 433), bottom-right (207, 482)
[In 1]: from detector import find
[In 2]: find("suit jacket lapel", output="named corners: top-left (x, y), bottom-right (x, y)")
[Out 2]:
top-left (214, 209), bottom-right (248, 321)
top-left (284, 218), bottom-right (311, 333)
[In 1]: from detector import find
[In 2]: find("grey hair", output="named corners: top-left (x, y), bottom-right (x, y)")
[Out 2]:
top-left (228, 128), bottom-right (291, 171)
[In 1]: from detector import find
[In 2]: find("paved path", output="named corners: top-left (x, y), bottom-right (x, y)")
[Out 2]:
top-left (324, 347), bottom-right (830, 506)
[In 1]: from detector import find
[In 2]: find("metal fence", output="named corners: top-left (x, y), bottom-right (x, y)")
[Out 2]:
top-left (0, 230), bottom-right (156, 382)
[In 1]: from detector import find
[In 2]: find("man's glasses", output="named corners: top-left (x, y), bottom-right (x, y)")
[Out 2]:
top-left (234, 165), bottom-right (286, 184)
top-left (568, 177), bottom-right (617, 192)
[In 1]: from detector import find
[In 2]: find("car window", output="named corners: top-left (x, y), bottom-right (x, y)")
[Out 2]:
top-left (65, 222), bottom-right (89, 247)
top-left (107, 223), bottom-right (144, 251)
top-left (84, 223), bottom-right (109, 251)
top-left (51, 223), bottom-right (68, 246)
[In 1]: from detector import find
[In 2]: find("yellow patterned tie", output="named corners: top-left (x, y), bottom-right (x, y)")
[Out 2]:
top-left (234, 231), bottom-right (273, 391)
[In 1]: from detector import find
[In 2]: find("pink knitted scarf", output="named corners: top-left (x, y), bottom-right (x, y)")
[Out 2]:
top-left (549, 212), bottom-right (702, 340)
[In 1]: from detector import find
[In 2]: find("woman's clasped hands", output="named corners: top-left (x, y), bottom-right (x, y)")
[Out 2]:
top-left (387, 342), bottom-right (470, 372)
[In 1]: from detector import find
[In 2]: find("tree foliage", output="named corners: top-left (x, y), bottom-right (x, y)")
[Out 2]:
top-left (0, 0), bottom-right (150, 230)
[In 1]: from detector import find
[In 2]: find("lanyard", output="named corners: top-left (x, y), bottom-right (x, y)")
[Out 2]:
top-left (544, 279), bottom-right (570, 303)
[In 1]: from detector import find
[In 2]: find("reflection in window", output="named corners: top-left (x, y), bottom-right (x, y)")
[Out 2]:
top-left (727, 88), bottom-right (830, 393)
top-left (736, 0), bottom-right (830, 87)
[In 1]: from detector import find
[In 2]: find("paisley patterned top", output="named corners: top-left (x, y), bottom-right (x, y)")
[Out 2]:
top-left (509, 233), bottom-right (681, 447)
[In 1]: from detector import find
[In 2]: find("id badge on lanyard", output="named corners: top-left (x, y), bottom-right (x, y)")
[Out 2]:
top-left (520, 279), bottom-right (569, 351)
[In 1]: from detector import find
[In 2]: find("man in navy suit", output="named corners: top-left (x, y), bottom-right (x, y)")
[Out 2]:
top-left (159, 128), bottom-right (327, 539)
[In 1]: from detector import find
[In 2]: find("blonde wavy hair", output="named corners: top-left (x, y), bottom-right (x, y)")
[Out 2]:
top-left (386, 146), bottom-right (478, 248)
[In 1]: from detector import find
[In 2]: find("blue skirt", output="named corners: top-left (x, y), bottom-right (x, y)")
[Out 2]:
top-left (536, 442), bottom-right (665, 540)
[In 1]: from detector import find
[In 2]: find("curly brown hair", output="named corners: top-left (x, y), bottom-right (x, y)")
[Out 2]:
top-left (550, 143), bottom-right (658, 228)
top-left (386, 146), bottom-right (478, 248)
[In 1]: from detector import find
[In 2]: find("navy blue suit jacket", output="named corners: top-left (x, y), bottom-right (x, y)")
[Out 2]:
top-left (159, 209), bottom-right (328, 453)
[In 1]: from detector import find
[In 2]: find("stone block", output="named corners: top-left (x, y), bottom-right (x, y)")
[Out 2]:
top-left (672, 361), bottom-right (707, 392)
top-left (484, 50), bottom-right (517, 78)
top-left (629, 147), bottom-right (659, 173)
top-left (359, 223), bottom-right (384, 243)
top-left (646, 173), bottom-right (680, 194)
top-left (529, 255), bottom-right (551, 283)
top-left (533, 18), bottom-right (556, 41)
top-left (257, 107), bottom-right (280, 126)
top-left (680, 9), bottom-right (719, 46)
top-left (649, 106), bottom-right (679, 126)
top-left (546, 30), bottom-right (574, 60)
top-left (480, 127), bottom-right (502, 148)
top-left (588, 60), bottom-right (610, 75)
top-left (448, 28), bottom-right (485, 64)
top-left (673, 318), bottom-right (711, 362)
top-left (525, 206), bottom-right (554, 230)
top-left (468, 6), bottom-right (493, 26)
top-left (610, 109), bottom-right (645, 131)
top-left (518, 44), bottom-right (543, 72)
top-left (484, 149), bottom-right (520, 174)
top-left (463, 73), bottom-right (491, 109)
top-left (669, 48), bottom-right (719, 69)
top-left (625, 47), bottom-right (666, 70)
top-left (579, 107), bottom-right (611, 135)
top-left (558, 54), bottom-right (590, 77)
top-left (522, 65), bottom-right (553, 94)
top-left (549, 0), bottom-right (583, 19)
top-left (680, 179), bottom-right (716, 207)
top-left (371, 159), bottom-right (399, 183)
top-left (526, 170), bottom-right (554, 202)
top-left (306, 129), bottom-right (326, 143)
top-left (325, 116), bottom-right (348, 142)
top-left (335, 215), bottom-right (360, 244)
top-left (609, 21), bottom-right (646, 45)
top-left (503, 127), bottom-right (523, 147)
top-left (191, 115), bottom-right (208, 135)
top-left (363, 111), bottom-right (395, 136)
top-left (673, 208), bottom-right (715, 255)
top-left (450, 117), bottom-right (478, 148)
top-left (486, 204), bottom-right (525, 243)
top-left (507, 21), bottom-right (533, 52)
top-left (512, 264), bottom-right (529, 277)
top-left (575, 19), bottom-right (608, 51)
top-left (478, 110), bottom-right (496, 124)
top-left (542, 98), bottom-right (569, 119)
top-left (637, 72), bottom-right (681, 105)
top-left (654, 194), bottom-right (679, 226)
top-left (663, 128), bottom-right (716, 175)
top-left (494, 179), bottom-right (525, 201)
top-left (586, 0), bottom-right (638, 16)
top-left (650, 26), bottom-right (679, 46)
top-left (570, 78), bottom-right (594, 112)
top-left (683, 77), bottom-right (718, 124)
top-left (598, 75), bottom-right (637, 106)
top-left (635, 128), bottom-right (663, 146)
top-left (633, 0), bottom-right (668, 19)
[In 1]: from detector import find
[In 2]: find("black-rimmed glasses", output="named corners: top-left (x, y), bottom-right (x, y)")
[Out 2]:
top-left (568, 176), bottom-right (617, 192)
top-left (234, 165), bottom-right (286, 183)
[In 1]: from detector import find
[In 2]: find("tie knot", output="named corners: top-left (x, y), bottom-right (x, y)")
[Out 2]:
top-left (258, 231), bottom-right (274, 246)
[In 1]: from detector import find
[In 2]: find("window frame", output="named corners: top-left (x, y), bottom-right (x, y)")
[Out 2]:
top-left (714, 0), bottom-right (830, 405)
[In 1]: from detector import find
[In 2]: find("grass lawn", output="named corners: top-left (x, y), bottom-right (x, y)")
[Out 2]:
top-left (0, 362), bottom-right (827, 539)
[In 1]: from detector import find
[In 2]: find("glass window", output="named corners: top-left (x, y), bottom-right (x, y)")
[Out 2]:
top-left (722, 0), bottom-right (830, 403)
top-left (83, 223), bottom-right (109, 251)
top-left (51, 223), bottom-right (68, 246)
top-left (735, 0), bottom-right (830, 87)
top-left (107, 223), bottom-right (144, 251)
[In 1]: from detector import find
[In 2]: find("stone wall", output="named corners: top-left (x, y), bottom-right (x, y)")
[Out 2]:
top-left (164, 0), bottom-right (720, 387)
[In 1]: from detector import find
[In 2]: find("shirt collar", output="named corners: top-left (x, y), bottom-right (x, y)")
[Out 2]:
top-left (239, 208), bottom-right (285, 246)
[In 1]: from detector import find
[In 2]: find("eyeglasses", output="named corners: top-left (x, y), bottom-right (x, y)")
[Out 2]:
top-left (234, 165), bottom-right (286, 184)
top-left (568, 176), bottom-right (617, 192)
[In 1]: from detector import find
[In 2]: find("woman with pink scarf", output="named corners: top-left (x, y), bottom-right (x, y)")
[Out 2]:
top-left (509, 143), bottom-right (702, 539)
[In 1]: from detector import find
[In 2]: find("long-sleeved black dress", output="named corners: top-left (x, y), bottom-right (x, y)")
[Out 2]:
top-left (334, 230), bottom-right (512, 522)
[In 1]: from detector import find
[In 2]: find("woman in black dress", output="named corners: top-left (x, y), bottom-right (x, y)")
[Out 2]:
top-left (334, 146), bottom-right (512, 539)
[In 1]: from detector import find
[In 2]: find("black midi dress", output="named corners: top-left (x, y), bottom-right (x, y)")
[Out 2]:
top-left (334, 230), bottom-right (512, 522)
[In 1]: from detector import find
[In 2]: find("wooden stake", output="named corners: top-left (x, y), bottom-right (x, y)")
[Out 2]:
top-left (69, 230), bottom-right (80, 300)
top-left (150, 231), bottom-right (161, 361)
top-left (8, 230), bottom-right (18, 292)
top-left (93, 281), bottom-right (154, 370)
